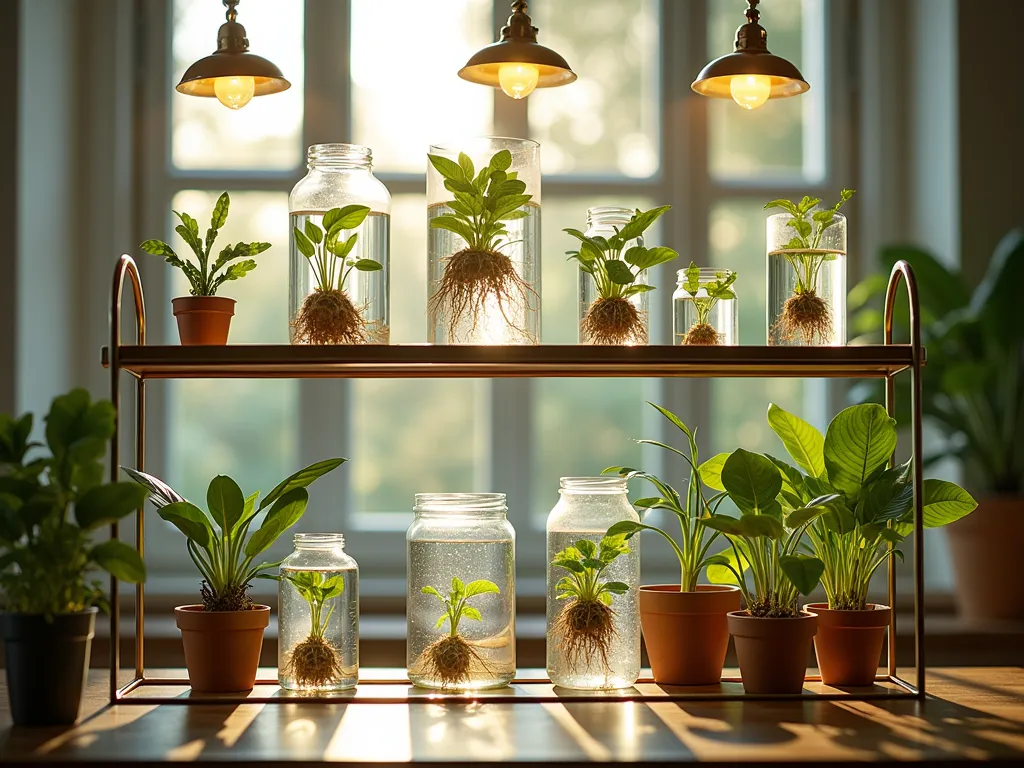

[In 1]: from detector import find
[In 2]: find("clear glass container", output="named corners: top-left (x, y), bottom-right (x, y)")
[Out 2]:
top-left (278, 533), bottom-right (359, 691)
top-left (579, 207), bottom-right (649, 345)
top-left (289, 144), bottom-right (391, 345)
top-left (406, 493), bottom-right (516, 690)
top-left (546, 477), bottom-right (641, 690)
top-left (427, 137), bottom-right (541, 345)
top-left (672, 267), bottom-right (738, 346)
top-left (767, 210), bottom-right (846, 346)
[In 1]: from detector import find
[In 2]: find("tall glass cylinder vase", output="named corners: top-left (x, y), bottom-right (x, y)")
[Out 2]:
top-left (672, 267), bottom-right (738, 345)
top-left (767, 211), bottom-right (846, 346)
top-left (406, 493), bottom-right (516, 690)
top-left (427, 137), bottom-right (541, 345)
top-left (289, 144), bottom-right (391, 345)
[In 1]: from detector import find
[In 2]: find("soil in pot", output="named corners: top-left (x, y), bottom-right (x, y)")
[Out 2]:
top-left (806, 603), bottom-right (890, 687)
top-left (175, 604), bottom-right (270, 693)
top-left (728, 610), bottom-right (817, 694)
top-left (639, 585), bottom-right (741, 686)
top-left (172, 296), bottom-right (235, 345)
top-left (947, 497), bottom-right (1024, 621)
top-left (582, 297), bottom-right (647, 345)
top-left (2, 608), bottom-right (98, 726)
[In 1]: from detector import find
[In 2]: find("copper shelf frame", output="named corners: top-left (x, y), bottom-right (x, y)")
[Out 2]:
top-left (104, 254), bottom-right (927, 706)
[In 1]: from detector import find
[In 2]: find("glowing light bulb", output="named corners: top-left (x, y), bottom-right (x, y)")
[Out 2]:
top-left (729, 74), bottom-right (771, 110)
top-left (214, 76), bottom-right (255, 110)
top-left (498, 63), bottom-right (539, 100)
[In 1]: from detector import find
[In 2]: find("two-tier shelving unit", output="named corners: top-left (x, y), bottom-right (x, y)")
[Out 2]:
top-left (103, 254), bottom-right (927, 705)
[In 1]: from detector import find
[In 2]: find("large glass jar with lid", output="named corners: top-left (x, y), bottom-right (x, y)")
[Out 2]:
top-left (579, 207), bottom-right (649, 345)
top-left (289, 143), bottom-right (391, 345)
top-left (546, 477), bottom-right (641, 690)
top-left (406, 493), bottom-right (516, 690)
top-left (278, 533), bottom-right (359, 692)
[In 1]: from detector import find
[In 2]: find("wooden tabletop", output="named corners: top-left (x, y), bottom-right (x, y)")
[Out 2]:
top-left (2, 668), bottom-right (1023, 765)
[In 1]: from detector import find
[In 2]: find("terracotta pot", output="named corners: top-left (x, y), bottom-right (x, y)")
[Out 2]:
top-left (806, 603), bottom-right (890, 687)
top-left (171, 296), bottom-right (235, 345)
top-left (947, 496), bottom-right (1024, 621)
top-left (639, 584), bottom-right (741, 685)
top-left (174, 605), bottom-right (269, 692)
top-left (728, 610), bottom-right (817, 694)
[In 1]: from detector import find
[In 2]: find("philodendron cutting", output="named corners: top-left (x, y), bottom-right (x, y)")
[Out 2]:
top-left (280, 571), bottom-right (347, 688)
top-left (417, 576), bottom-right (500, 688)
top-left (675, 262), bottom-right (738, 346)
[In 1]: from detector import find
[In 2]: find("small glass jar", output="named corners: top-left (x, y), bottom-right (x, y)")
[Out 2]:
top-left (289, 143), bottom-right (391, 345)
top-left (406, 493), bottom-right (516, 690)
top-left (672, 267), bottom-right (738, 346)
top-left (767, 210), bottom-right (846, 346)
top-left (546, 477), bottom-right (640, 690)
top-left (278, 533), bottom-right (359, 692)
top-left (579, 207), bottom-right (649, 345)
top-left (427, 137), bottom-right (541, 345)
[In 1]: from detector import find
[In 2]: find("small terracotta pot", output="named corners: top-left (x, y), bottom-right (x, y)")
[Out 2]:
top-left (175, 605), bottom-right (269, 692)
top-left (806, 603), bottom-right (890, 687)
top-left (171, 296), bottom-right (235, 345)
top-left (728, 610), bottom-right (817, 694)
top-left (639, 584), bottom-right (741, 685)
top-left (947, 496), bottom-right (1024, 621)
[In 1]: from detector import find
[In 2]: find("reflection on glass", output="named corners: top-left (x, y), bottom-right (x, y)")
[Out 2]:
top-left (529, 0), bottom-right (659, 177)
top-left (172, 0), bottom-right (304, 170)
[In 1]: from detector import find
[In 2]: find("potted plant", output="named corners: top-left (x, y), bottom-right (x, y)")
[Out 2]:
top-left (604, 402), bottom-right (741, 686)
top-left (761, 403), bottom-right (976, 686)
top-left (125, 458), bottom-right (344, 692)
top-left (565, 207), bottom-right (678, 345)
top-left (140, 192), bottom-right (271, 345)
top-left (849, 229), bottom-right (1023, 619)
top-left (0, 390), bottom-right (148, 725)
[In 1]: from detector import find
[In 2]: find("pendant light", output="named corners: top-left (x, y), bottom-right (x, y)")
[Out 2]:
top-left (459, 0), bottom-right (576, 100)
top-left (691, 0), bottom-right (809, 110)
top-left (176, 0), bottom-right (291, 110)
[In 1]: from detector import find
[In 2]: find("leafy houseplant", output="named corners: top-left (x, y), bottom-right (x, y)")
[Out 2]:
top-left (416, 576), bottom-right (500, 689)
top-left (140, 192), bottom-right (271, 345)
top-left (675, 262), bottom-right (738, 346)
top-left (765, 189), bottom-right (854, 345)
top-left (279, 571), bottom-right (348, 689)
top-left (427, 149), bottom-right (537, 342)
top-left (0, 389), bottom-right (148, 725)
top-left (291, 205), bottom-right (384, 345)
top-left (565, 206), bottom-right (678, 345)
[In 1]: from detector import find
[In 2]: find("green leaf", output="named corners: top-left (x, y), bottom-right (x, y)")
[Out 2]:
top-left (700, 514), bottom-right (744, 536)
top-left (293, 227), bottom-right (315, 258)
top-left (698, 453), bottom-right (729, 492)
top-left (207, 475), bottom-right (245, 535)
top-left (429, 215), bottom-right (476, 244)
top-left (210, 192), bottom-right (230, 230)
top-left (458, 152), bottom-right (475, 179)
top-left (244, 488), bottom-right (309, 558)
top-left (326, 205), bottom-right (371, 232)
top-left (421, 585), bottom-right (444, 600)
top-left (305, 219), bottom-right (323, 244)
top-left (489, 149), bottom-right (512, 172)
top-left (582, 557), bottom-right (604, 570)
top-left (75, 482), bottom-right (149, 530)
top-left (604, 260), bottom-right (636, 285)
top-left (632, 246), bottom-right (678, 270)
top-left (785, 494), bottom-right (840, 528)
top-left (707, 547), bottom-right (746, 585)
top-left (858, 465), bottom-right (914, 524)
top-left (764, 199), bottom-right (799, 216)
top-left (451, 576), bottom-right (465, 597)
top-left (823, 404), bottom-right (898, 496)
top-left (259, 458), bottom-right (346, 512)
top-left (353, 258), bottom-right (383, 272)
top-left (617, 206), bottom-right (670, 242)
top-left (157, 501), bottom-right (213, 548)
top-left (464, 579), bottom-right (500, 598)
top-left (322, 207), bottom-right (343, 232)
top-left (140, 239), bottom-right (175, 257)
top-left (920, 479), bottom-right (977, 528)
top-left (779, 555), bottom-right (824, 595)
top-left (575, 539), bottom-right (597, 558)
top-left (90, 539), bottom-right (146, 583)
top-left (553, 557), bottom-right (586, 574)
top-left (462, 605), bottom-right (483, 622)
top-left (605, 519), bottom-right (643, 540)
top-left (221, 259), bottom-right (256, 282)
top-left (721, 449), bottom-right (783, 513)
top-left (427, 154), bottom-right (467, 183)
top-left (603, 581), bottom-right (629, 595)
top-left (767, 403), bottom-right (825, 477)
top-left (736, 513), bottom-right (786, 540)
top-left (329, 233), bottom-right (358, 260)
top-left (435, 615), bottom-right (450, 629)
top-left (624, 284), bottom-right (656, 298)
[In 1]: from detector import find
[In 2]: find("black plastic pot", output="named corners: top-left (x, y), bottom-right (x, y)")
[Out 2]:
top-left (3, 608), bottom-right (98, 726)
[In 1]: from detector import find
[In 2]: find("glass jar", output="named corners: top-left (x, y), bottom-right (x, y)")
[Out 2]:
top-left (406, 493), bottom-right (516, 690)
top-left (578, 207), bottom-right (649, 345)
top-left (427, 137), bottom-right (541, 345)
top-left (546, 477), bottom-right (640, 690)
top-left (672, 267), bottom-right (738, 346)
top-left (278, 533), bottom-right (359, 692)
top-left (289, 143), bottom-right (391, 345)
top-left (767, 210), bottom-right (846, 346)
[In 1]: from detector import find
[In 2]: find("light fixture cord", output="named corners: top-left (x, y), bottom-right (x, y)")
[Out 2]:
top-left (745, 0), bottom-right (760, 24)
top-left (224, 0), bottom-right (239, 23)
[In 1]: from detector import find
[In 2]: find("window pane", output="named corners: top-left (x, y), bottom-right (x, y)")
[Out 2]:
top-left (529, 0), bottom-right (660, 178)
top-left (172, 0), bottom-right (304, 170)
top-left (350, 0), bottom-right (493, 174)
top-left (707, 0), bottom-right (825, 181)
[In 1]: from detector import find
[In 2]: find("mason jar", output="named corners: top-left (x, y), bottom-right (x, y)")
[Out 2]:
top-left (278, 533), bottom-right (359, 691)
top-left (406, 493), bottom-right (516, 690)
top-left (289, 143), bottom-right (391, 345)
top-left (767, 210), bottom-right (846, 346)
top-left (672, 267), bottom-right (738, 346)
top-left (546, 477), bottom-right (640, 690)
top-left (427, 137), bottom-right (540, 345)
top-left (579, 207), bottom-right (649, 345)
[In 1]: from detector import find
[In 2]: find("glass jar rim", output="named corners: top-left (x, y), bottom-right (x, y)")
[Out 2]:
top-left (307, 143), bottom-right (372, 167)
top-left (428, 136), bottom-right (539, 155)
top-left (767, 209), bottom-right (846, 221)
top-left (676, 266), bottom-right (736, 282)
top-left (293, 532), bottom-right (345, 548)
top-left (559, 476), bottom-right (627, 494)
top-left (414, 492), bottom-right (508, 515)
top-left (586, 206), bottom-right (633, 224)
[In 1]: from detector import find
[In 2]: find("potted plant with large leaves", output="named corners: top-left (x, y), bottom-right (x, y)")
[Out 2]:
top-left (604, 402), bottom-right (740, 686)
top-left (126, 459), bottom-right (344, 692)
top-left (849, 229), bottom-right (1023, 620)
top-left (0, 390), bottom-right (148, 725)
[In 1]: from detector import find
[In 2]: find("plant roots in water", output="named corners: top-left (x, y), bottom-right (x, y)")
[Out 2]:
top-left (293, 288), bottom-right (367, 345)
top-left (582, 297), bottom-right (647, 345)
top-left (418, 634), bottom-right (493, 689)
top-left (284, 635), bottom-right (345, 689)
top-left (553, 598), bottom-right (617, 672)
top-left (682, 322), bottom-right (721, 346)
top-left (430, 249), bottom-right (535, 341)
top-left (200, 580), bottom-right (253, 612)
top-left (774, 291), bottom-right (833, 345)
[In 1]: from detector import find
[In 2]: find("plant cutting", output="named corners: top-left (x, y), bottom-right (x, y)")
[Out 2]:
top-left (604, 402), bottom-right (740, 685)
top-left (675, 262), bottom-right (738, 346)
top-left (125, 458), bottom-right (345, 692)
top-left (140, 192), bottom-right (271, 345)
top-left (291, 205), bottom-right (383, 345)
top-left (565, 206), bottom-right (677, 345)
top-left (427, 149), bottom-right (536, 342)
top-left (279, 571), bottom-right (347, 689)
top-left (415, 576), bottom-right (500, 689)
top-left (0, 389), bottom-right (148, 725)
top-left (765, 189), bottom-right (854, 345)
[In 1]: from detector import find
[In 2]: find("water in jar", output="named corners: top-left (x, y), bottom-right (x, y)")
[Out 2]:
top-left (767, 250), bottom-right (846, 346)
top-left (673, 286), bottom-right (738, 345)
